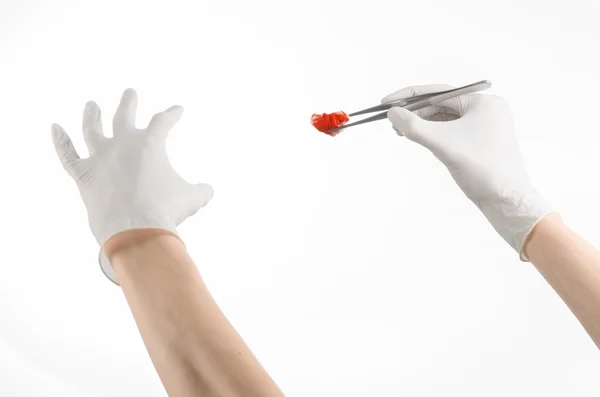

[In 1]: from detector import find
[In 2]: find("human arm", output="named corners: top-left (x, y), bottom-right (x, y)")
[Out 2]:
top-left (51, 89), bottom-right (284, 395)
top-left (382, 84), bottom-right (600, 348)
top-left (523, 213), bottom-right (600, 348)
top-left (105, 229), bottom-right (284, 397)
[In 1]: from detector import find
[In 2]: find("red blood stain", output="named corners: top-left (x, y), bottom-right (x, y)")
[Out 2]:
top-left (311, 111), bottom-right (349, 137)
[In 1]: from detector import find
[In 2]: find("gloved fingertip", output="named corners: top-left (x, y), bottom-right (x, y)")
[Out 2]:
top-left (166, 105), bottom-right (184, 118)
top-left (390, 106), bottom-right (408, 115)
top-left (394, 106), bottom-right (421, 123)
top-left (387, 107), bottom-right (423, 139)
top-left (387, 107), bottom-right (409, 123)
top-left (121, 88), bottom-right (137, 105)
top-left (84, 101), bottom-right (100, 115)
top-left (51, 123), bottom-right (64, 139)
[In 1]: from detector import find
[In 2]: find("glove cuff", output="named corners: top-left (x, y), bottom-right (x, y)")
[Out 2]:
top-left (99, 250), bottom-right (119, 285)
top-left (94, 212), bottom-right (179, 285)
top-left (479, 187), bottom-right (553, 261)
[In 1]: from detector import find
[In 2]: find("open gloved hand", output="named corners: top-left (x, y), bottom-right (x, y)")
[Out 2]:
top-left (52, 88), bottom-right (213, 285)
top-left (382, 84), bottom-right (553, 259)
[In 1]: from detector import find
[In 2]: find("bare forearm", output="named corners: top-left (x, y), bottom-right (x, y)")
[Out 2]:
top-left (106, 230), bottom-right (284, 397)
top-left (524, 214), bottom-right (600, 348)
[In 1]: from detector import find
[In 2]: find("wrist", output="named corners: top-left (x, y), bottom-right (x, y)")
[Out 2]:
top-left (479, 187), bottom-right (554, 258)
top-left (94, 209), bottom-right (179, 249)
top-left (104, 228), bottom-right (184, 262)
top-left (520, 212), bottom-right (564, 260)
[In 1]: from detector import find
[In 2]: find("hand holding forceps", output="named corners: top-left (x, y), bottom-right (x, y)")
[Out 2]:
top-left (329, 80), bottom-right (492, 133)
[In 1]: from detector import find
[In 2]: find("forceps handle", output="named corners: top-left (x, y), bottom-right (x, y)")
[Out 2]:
top-left (330, 80), bottom-right (491, 131)
top-left (402, 80), bottom-right (491, 112)
top-left (349, 80), bottom-right (491, 116)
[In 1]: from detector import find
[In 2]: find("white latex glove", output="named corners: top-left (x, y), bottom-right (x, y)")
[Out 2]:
top-left (52, 88), bottom-right (213, 285)
top-left (382, 84), bottom-right (553, 259)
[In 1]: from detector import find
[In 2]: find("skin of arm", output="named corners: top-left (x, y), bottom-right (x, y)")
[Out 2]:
top-left (52, 89), bottom-right (284, 395)
top-left (105, 229), bottom-right (285, 397)
top-left (523, 214), bottom-right (600, 349)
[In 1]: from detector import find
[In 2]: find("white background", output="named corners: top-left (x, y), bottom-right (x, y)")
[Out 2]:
top-left (1, 0), bottom-right (599, 395)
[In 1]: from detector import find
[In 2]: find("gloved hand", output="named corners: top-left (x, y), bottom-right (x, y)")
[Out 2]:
top-left (52, 88), bottom-right (213, 285)
top-left (382, 84), bottom-right (553, 260)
